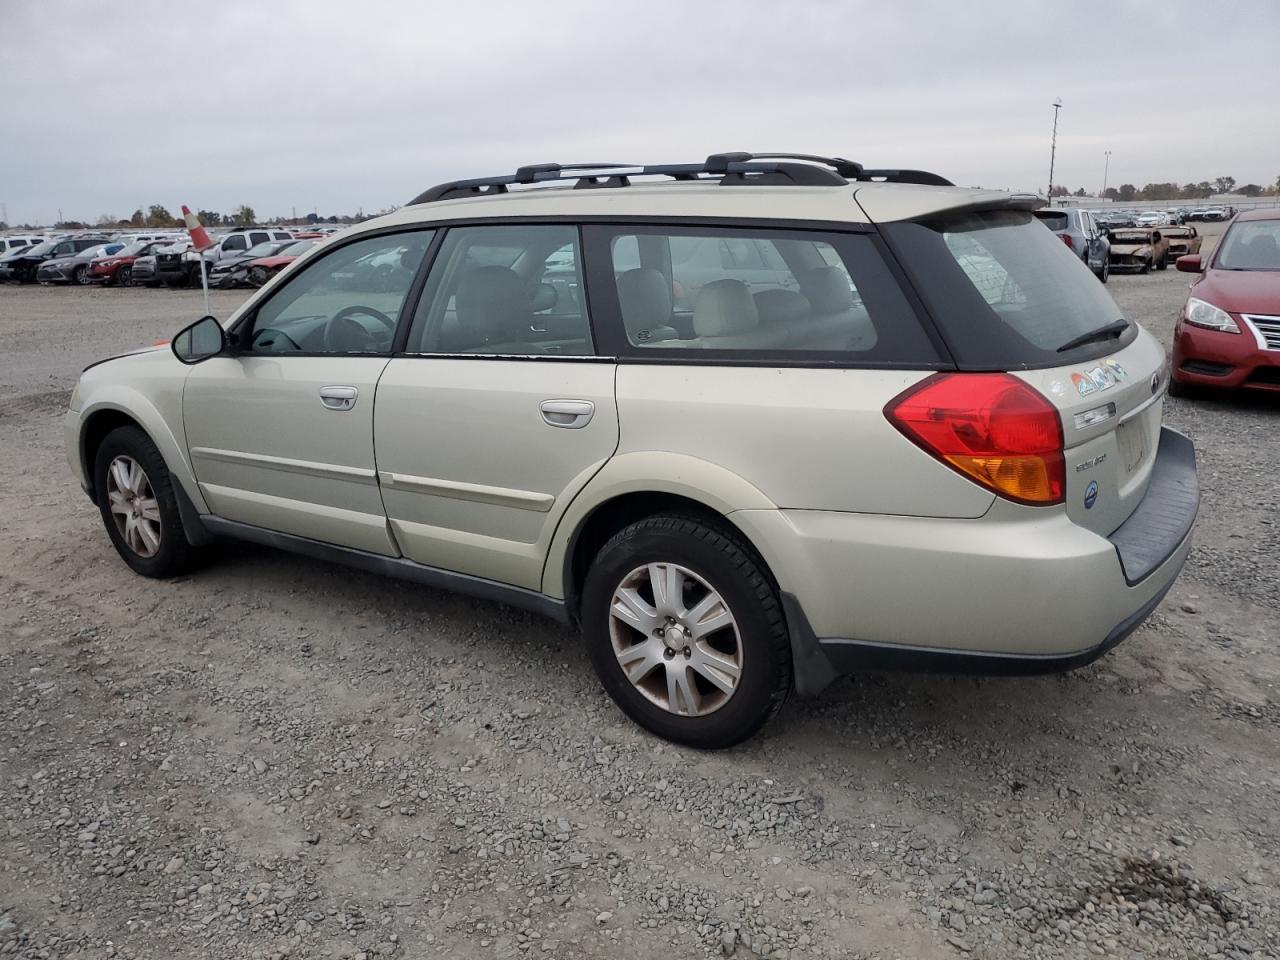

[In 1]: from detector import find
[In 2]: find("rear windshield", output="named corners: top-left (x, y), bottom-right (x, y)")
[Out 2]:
top-left (1033, 211), bottom-right (1070, 232)
top-left (882, 209), bottom-right (1134, 369)
top-left (1215, 220), bottom-right (1280, 271)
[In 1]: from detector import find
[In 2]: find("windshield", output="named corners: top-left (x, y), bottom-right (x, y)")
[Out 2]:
top-left (16, 240), bottom-right (57, 257)
top-left (119, 241), bottom-right (148, 256)
top-left (883, 209), bottom-right (1132, 368)
top-left (1215, 220), bottom-right (1280, 271)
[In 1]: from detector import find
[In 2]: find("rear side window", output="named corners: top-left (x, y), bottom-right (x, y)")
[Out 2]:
top-left (584, 225), bottom-right (941, 364)
top-left (882, 210), bottom-right (1135, 368)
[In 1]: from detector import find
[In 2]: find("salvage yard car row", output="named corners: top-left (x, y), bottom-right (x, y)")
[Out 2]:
top-left (0, 227), bottom-right (335, 289)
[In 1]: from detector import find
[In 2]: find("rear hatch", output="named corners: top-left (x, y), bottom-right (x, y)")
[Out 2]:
top-left (876, 205), bottom-right (1166, 537)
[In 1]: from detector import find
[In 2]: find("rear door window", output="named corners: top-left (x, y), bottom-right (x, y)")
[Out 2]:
top-left (405, 224), bottom-right (593, 357)
top-left (882, 209), bottom-right (1135, 368)
top-left (584, 225), bottom-right (941, 365)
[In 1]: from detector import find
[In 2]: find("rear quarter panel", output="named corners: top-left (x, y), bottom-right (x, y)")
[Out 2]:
top-left (612, 365), bottom-right (996, 517)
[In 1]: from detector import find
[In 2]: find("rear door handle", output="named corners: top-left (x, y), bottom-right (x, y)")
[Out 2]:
top-left (319, 385), bottom-right (358, 411)
top-left (540, 399), bottom-right (594, 429)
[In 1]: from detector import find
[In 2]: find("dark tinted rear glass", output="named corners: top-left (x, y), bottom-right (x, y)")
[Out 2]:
top-left (883, 209), bottom-right (1135, 369)
top-left (1034, 211), bottom-right (1070, 232)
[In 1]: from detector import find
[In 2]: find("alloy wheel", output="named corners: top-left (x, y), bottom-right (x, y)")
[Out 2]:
top-left (74, 265), bottom-right (89, 284)
top-left (106, 455), bottom-right (162, 558)
top-left (608, 562), bottom-right (743, 717)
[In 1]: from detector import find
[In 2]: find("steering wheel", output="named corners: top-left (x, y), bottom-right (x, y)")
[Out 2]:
top-left (323, 304), bottom-right (396, 352)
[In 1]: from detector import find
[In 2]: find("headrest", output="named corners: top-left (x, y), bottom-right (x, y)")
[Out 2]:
top-left (693, 279), bottom-right (759, 338)
top-left (616, 268), bottom-right (672, 338)
top-left (456, 266), bottom-right (531, 342)
top-left (753, 288), bottom-right (811, 327)
top-left (799, 266), bottom-right (856, 313)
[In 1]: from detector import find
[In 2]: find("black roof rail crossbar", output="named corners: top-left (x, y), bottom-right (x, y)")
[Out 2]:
top-left (706, 152), bottom-right (865, 179)
top-left (856, 168), bottom-right (955, 187)
top-left (409, 154), bottom-right (952, 204)
top-left (512, 162), bottom-right (638, 181)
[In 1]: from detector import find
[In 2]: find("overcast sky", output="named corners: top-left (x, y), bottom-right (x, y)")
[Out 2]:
top-left (2, 0), bottom-right (1277, 225)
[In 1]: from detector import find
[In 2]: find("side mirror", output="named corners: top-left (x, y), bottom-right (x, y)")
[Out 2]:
top-left (172, 315), bottom-right (226, 364)
top-left (1175, 254), bottom-right (1203, 274)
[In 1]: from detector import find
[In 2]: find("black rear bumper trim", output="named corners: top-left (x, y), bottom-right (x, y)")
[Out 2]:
top-left (784, 573), bottom-right (1179, 693)
top-left (1107, 427), bottom-right (1199, 585)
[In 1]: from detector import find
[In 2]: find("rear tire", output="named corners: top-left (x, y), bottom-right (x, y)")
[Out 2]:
top-left (581, 514), bottom-right (791, 749)
top-left (93, 426), bottom-right (200, 578)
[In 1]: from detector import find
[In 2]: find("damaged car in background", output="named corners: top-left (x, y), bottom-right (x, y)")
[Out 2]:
top-left (1160, 225), bottom-right (1203, 261)
top-left (1108, 227), bottom-right (1170, 274)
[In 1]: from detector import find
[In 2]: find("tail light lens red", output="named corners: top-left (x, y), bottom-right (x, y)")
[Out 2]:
top-left (885, 373), bottom-right (1065, 506)
top-left (1060, 234), bottom-right (1074, 250)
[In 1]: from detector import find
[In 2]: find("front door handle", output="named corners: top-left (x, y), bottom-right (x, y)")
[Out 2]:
top-left (540, 399), bottom-right (594, 429)
top-left (320, 385), bottom-right (358, 411)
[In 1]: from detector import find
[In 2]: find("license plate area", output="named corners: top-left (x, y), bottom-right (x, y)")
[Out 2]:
top-left (1117, 418), bottom-right (1147, 475)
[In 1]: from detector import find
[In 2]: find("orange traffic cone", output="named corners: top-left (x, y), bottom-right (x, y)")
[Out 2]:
top-left (181, 205), bottom-right (214, 251)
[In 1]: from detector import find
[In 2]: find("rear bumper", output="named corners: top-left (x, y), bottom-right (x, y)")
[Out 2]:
top-left (732, 427), bottom-right (1198, 694)
top-left (1173, 319), bottom-right (1280, 391)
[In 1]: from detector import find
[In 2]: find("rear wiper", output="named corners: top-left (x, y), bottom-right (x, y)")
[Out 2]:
top-left (1056, 318), bottom-right (1129, 353)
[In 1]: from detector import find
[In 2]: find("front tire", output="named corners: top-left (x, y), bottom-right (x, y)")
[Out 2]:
top-left (116, 265), bottom-right (132, 287)
top-left (1156, 252), bottom-right (1168, 271)
top-left (1097, 259), bottom-right (1110, 284)
top-left (581, 514), bottom-right (791, 748)
top-left (73, 265), bottom-right (89, 285)
top-left (93, 426), bottom-right (199, 578)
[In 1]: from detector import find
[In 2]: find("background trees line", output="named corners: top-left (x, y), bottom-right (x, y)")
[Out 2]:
top-left (1048, 174), bottom-right (1280, 202)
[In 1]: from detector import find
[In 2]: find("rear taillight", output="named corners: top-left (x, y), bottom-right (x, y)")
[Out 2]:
top-left (1060, 234), bottom-right (1074, 250)
top-left (885, 373), bottom-right (1065, 506)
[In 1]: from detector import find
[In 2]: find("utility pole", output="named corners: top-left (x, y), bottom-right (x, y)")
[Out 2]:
top-left (1047, 98), bottom-right (1063, 204)
top-left (1101, 151), bottom-right (1111, 197)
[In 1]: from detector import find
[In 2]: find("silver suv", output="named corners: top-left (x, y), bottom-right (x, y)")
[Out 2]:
top-left (66, 153), bottom-right (1199, 748)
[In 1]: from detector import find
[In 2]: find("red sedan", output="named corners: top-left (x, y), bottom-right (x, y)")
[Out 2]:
top-left (245, 238), bottom-right (323, 287)
top-left (88, 239), bottom-right (178, 287)
top-left (1172, 208), bottom-right (1280, 395)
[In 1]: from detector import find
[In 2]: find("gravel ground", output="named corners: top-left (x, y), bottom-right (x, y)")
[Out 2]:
top-left (2, 228), bottom-right (1279, 960)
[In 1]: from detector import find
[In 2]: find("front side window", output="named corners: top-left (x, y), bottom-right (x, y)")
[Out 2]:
top-left (222, 235), bottom-right (247, 252)
top-left (593, 226), bottom-right (938, 363)
top-left (245, 231), bottom-right (433, 355)
top-left (406, 224), bottom-right (592, 356)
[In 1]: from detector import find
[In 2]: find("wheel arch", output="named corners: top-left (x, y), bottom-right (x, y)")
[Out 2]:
top-left (543, 452), bottom-right (780, 625)
top-left (78, 393), bottom-right (205, 513)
